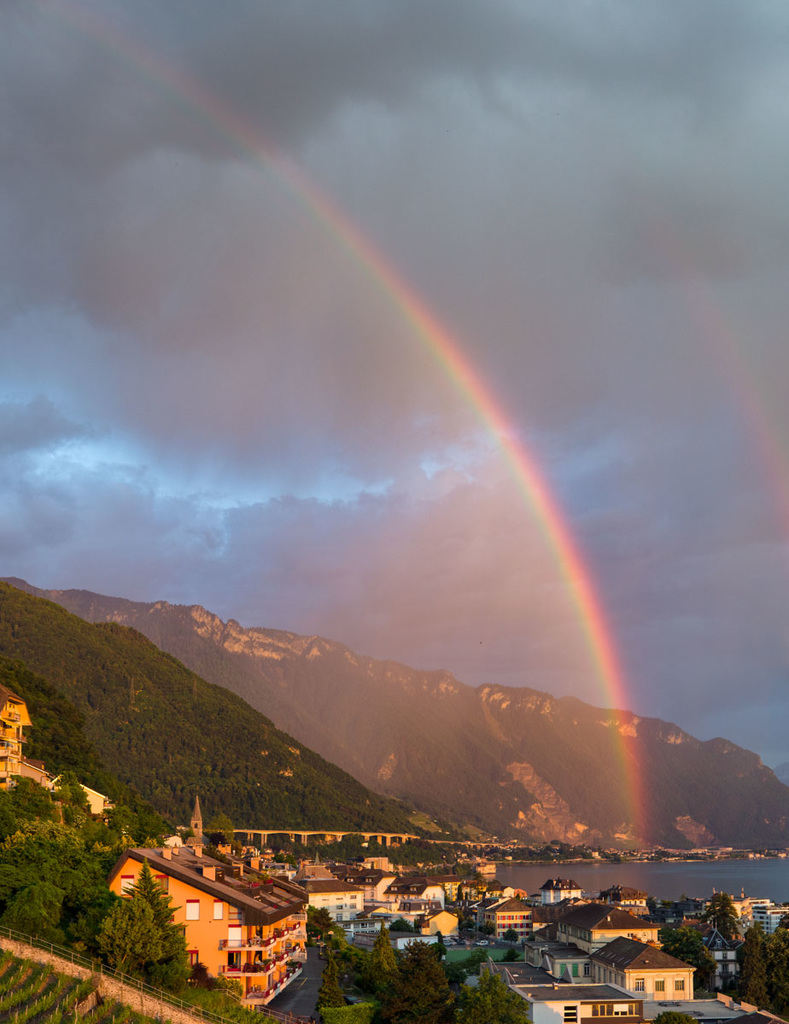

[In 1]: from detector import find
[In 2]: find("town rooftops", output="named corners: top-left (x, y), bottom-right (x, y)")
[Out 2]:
top-left (108, 846), bottom-right (306, 927)
top-left (592, 937), bottom-right (692, 972)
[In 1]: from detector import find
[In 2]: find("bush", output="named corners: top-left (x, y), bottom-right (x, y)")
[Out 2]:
top-left (320, 1004), bottom-right (377, 1024)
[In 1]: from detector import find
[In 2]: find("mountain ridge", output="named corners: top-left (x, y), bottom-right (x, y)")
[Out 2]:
top-left (0, 581), bottom-right (415, 833)
top-left (6, 578), bottom-right (789, 847)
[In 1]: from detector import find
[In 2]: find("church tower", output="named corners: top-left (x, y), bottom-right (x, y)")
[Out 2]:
top-left (191, 794), bottom-right (203, 839)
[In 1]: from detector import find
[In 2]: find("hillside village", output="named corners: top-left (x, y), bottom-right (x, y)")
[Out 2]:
top-left (3, 682), bottom-right (789, 1024)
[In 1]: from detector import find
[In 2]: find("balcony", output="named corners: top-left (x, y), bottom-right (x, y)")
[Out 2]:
top-left (219, 962), bottom-right (275, 976)
top-left (218, 937), bottom-right (266, 950)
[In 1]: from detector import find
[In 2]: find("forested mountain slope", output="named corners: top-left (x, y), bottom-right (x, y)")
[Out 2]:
top-left (0, 582), bottom-right (414, 832)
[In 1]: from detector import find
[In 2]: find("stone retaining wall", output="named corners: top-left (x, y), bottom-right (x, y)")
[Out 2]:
top-left (0, 936), bottom-right (209, 1024)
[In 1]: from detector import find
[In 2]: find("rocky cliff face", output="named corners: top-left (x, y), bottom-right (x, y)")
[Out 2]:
top-left (8, 578), bottom-right (789, 847)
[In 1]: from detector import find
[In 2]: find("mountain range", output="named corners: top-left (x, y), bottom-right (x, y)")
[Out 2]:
top-left (6, 578), bottom-right (789, 849)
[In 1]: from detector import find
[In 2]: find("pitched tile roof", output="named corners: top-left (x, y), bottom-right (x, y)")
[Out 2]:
top-left (108, 847), bottom-right (306, 927)
top-left (592, 937), bottom-right (693, 972)
top-left (558, 903), bottom-right (652, 931)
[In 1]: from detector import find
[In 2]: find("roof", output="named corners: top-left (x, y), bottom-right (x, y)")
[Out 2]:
top-left (558, 903), bottom-right (654, 932)
top-left (302, 878), bottom-right (364, 894)
top-left (542, 878), bottom-right (582, 890)
top-left (108, 847), bottom-right (306, 927)
top-left (600, 886), bottom-right (648, 900)
top-left (487, 961), bottom-right (554, 985)
top-left (491, 897), bottom-right (531, 915)
top-left (0, 683), bottom-right (25, 707)
top-left (592, 937), bottom-right (693, 972)
top-left (520, 984), bottom-right (640, 1002)
top-left (387, 877), bottom-right (443, 894)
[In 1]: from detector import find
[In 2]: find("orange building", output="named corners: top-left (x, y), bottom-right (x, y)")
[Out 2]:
top-left (108, 845), bottom-right (307, 1007)
top-left (0, 684), bottom-right (31, 789)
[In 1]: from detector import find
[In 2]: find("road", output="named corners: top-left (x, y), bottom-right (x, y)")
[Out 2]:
top-left (267, 946), bottom-right (323, 1022)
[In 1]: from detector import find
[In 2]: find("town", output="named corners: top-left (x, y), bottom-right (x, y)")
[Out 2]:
top-left (2, 683), bottom-right (789, 1024)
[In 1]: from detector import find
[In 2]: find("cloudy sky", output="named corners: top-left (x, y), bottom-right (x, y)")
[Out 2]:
top-left (3, 0), bottom-right (789, 768)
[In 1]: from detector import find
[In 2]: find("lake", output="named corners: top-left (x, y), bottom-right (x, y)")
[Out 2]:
top-left (494, 858), bottom-right (789, 903)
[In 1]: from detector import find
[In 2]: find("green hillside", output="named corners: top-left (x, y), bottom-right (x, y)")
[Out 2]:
top-left (0, 582), bottom-right (413, 832)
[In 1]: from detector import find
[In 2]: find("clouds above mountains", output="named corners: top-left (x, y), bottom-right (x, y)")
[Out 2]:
top-left (2, 0), bottom-right (789, 766)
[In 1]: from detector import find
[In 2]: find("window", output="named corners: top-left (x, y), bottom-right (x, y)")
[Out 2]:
top-left (655, 979), bottom-right (665, 993)
top-left (188, 951), bottom-right (199, 966)
top-left (214, 901), bottom-right (224, 920)
top-left (563, 1007), bottom-right (577, 1023)
top-left (155, 874), bottom-right (169, 893)
top-left (584, 963), bottom-right (591, 977)
top-left (186, 900), bottom-right (200, 921)
top-left (572, 964), bottom-right (579, 976)
top-left (634, 979), bottom-right (645, 992)
top-left (121, 875), bottom-right (135, 894)
top-left (674, 979), bottom-right (685, 993)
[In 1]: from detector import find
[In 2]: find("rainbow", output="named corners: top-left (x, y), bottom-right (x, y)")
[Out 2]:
top-left (47, 0), bottom-right (644, 839)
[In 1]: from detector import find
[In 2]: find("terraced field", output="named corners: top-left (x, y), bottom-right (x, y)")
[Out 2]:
top-left (0, 951), bottom-right (155, 1024)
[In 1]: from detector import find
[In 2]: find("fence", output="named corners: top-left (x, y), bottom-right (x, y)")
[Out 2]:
top-left (0, 926), bottom-right (310, 1024)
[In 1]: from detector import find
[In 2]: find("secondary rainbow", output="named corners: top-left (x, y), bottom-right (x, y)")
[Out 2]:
top-left (50, 0), bottom-right (645, 838)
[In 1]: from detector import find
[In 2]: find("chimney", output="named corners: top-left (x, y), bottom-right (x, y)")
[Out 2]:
top-left (202, 866), bottom-right (216, 880)
top-left (171, 846), bottom-right (179, 856)
top-left (162, 848), bottom-right (172, 860)
top-left (194, 845), bottom-right (203, 857)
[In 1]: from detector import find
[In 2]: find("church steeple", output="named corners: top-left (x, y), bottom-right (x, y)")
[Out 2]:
top-left (191, 794), bottom-right (203, 838)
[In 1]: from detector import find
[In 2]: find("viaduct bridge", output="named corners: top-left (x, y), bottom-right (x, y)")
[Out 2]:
top-left (234, 828), bottom-right (418, 848)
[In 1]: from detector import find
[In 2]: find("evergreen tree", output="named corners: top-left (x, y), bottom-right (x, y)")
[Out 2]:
top-left (318, 951), bottom-right (345, 1009)
top-left (765, 928), bottom-right (789, 1014)
top-left (129, 859), bottom-right (189, 988)
top-left (739, 925), bottom-right (768, 1008)
top-left (701, 894), bottom-right (740, 940)
top-left (458, 970), bottom-right (530, 1024)
top-left (381, 940), bottom-right (455, 1024)
top-left (366, 924), bottom-right (398, 994)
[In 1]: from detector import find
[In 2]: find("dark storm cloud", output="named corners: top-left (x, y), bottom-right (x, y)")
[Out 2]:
top-left (2, 0), bottom-right (789, 768)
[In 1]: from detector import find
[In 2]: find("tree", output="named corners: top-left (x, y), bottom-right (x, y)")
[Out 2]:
top-left (205, 813), bottom-right (234, 844)
top-left (739, 925), bottom-right (768, 1008)
top-left (391, 917), bottom-right (415, 933)
top-left (99, 897), bottom-right (163, 974)
top-left (653, 1013), bottom-right (697, 1024)
top-left (765, 927), bottom-right (789, 1014)
top-left (99, 861), bottom-right (188, 988)
top-left (659, 927), bottom-right (716, 989)
top-left (0, 880), bottom-right (66, 941)
top-left (308, 905), bottom-right (335, 939)
top-left (318, 951), bottom-right (345, 1010)
top-left (702, 893), bottom-right (740, 940)
top-left (366, 924), bottom-right (398, 994)
top-left (381, 940), bottom-right (455, 1024)
top-left (458, 971), bottom-right (530, 1024)
top-left (130, 860), bottom-right (189, 988)
top-left (503, 928), bottom-right (519, 942)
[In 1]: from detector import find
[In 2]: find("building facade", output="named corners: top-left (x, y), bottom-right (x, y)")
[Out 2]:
top-left (108, 846), bottom-right (307, 1007)
top-left (0, 685), bottom-right (31, 789)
